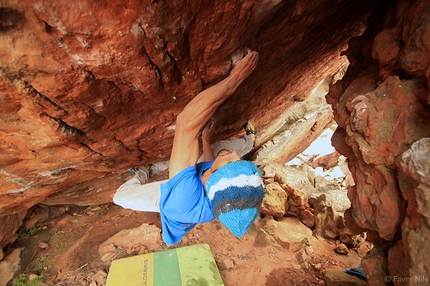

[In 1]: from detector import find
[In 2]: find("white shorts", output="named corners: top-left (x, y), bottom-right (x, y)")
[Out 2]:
top-left (113, 177), bottom-right (167, 213)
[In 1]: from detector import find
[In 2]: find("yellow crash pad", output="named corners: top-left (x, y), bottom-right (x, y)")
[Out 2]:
top-left (106, 243), bottom-right (224, 286)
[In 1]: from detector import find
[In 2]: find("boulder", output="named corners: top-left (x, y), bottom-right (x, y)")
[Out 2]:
top-left (313, 195), bottom-right (346, 239)
top-left (0, 248), bottom-right (23, 286)
top-left (98, 223), bottom-right (161, 260)
top-left (260, 183), bottom-right (288, 218)
top-left (262, 216), bottom-right (312, 249)
top-left (391, 138), bottom-right (430, 280)
top-left (361, 248), bottom-right (389, 286)
top-left (324, 269), bottom-right (367, 286)
top-left (308, 190), bottom-right (351, 213)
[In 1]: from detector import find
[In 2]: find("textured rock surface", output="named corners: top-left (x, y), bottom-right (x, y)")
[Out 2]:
top-left (0, 248), bottom-right (23, 286)
top-left (0, 211), bottom-right (26, 254)
top-left (261, 216), bottom-right (312, 249)
top-left (326, 0), bottom-right (430, 281)
top-left (393, 138), bottom-right (430, 280)
top-left (361, 248), bottom-right (389, 286)
top-left (0, 0), bottom-right (375, 214)
top-left (98, 223), bottom-right (160, 260)
top-left (260, 183), bottom-right (288, 218)
top-left (253, 76), bottom-right (335, 165)
top-left (0, 0), bottom-right (375, 252)
top-left (324, 269), bottom-right (367, 286)
top-left (1, 0), bottom-right (430, 281)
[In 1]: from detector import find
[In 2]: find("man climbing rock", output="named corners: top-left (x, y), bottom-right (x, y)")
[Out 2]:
top-left (113, 120), bottom-right (258, 213)
top-left (114, 49), bottom-right (265, 245)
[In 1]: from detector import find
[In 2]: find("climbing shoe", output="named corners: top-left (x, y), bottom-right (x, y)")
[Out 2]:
top-left (243, 121), bottom-right (256, 135)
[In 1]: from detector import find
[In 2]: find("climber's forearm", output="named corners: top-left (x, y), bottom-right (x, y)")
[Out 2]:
top-left (202, 138), bottom-right (215, 161)
top-left (177, 49), bottom-right (259, 138)
top-left (177, 76), bottom-right (238, 138)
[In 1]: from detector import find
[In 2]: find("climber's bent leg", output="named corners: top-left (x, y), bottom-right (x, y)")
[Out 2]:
top-left (197, 135), bottom-right (254, 163)
top-left (113, 173), bottom-right (167, 212)
top-left (214, 135), bottom-right (254, 157)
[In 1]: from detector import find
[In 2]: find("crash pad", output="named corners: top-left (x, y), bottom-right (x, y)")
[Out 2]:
top-left (106, 243), bottom-right (224, 286)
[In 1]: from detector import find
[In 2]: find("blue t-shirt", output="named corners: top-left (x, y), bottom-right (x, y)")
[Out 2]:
top-left (160, 161), bottom-right (216, 244)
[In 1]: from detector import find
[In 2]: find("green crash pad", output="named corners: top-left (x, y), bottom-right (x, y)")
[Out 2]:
top-left (106, 243), bottom-right (224, 286)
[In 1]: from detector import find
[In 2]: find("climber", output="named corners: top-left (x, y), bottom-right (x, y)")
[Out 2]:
top-left (114, 49), bottom-right (265, 245)
top-left (113, 120), bottom-right (257, 212)
top-left (197, 119), bottom-right (256, 163)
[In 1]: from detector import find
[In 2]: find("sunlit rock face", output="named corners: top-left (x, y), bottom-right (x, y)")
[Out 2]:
top-left (327, 0), bottom-right (430, 279)
top-left (2, 0), bottom-right (430, 279)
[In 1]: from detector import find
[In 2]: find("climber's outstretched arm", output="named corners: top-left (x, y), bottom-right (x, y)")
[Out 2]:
top-left (168, 49), bottom-right (259, 178)
top-left (202, 120), bottom-right (215, 162)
